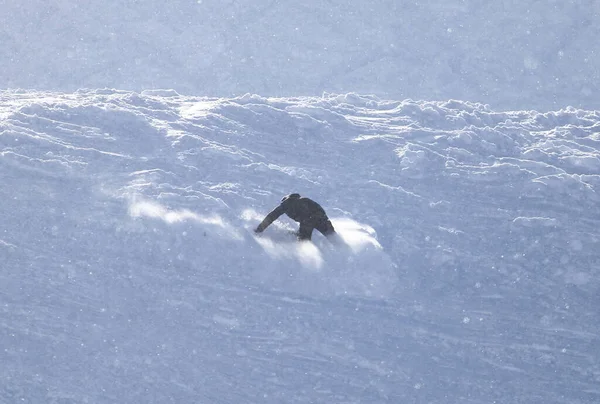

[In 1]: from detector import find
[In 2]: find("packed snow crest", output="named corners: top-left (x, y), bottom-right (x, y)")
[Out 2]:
top-left (1, 89), bottom-right (599, 403)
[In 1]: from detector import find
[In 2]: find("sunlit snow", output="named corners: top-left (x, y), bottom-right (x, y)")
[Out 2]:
top-left (2, 1), bottom-right (600, 110)
top-left (1, 1), bottom-right (599, 402)
top-left (1, 90), bottom-right (599, 403)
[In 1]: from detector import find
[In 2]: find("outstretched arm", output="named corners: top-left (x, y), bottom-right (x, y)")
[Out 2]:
top-left (255, 205), bottom-right (285, 233)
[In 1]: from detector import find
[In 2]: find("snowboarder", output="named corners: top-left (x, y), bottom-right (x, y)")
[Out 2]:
top-left (254, 193), bottom-right (336, 241)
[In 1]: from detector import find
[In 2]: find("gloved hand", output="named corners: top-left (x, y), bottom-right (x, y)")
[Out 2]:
top-left (254, 226), bottom-right (263, 233)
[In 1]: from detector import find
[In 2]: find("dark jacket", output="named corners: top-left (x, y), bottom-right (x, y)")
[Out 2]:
top-left (255, 193), bottom-right (330, 233)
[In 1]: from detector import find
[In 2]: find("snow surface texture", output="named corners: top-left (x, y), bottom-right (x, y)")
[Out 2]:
top-left (1, 90), bottom-right (599, 403)
top-left (1, 0), bottom-right (599, 111)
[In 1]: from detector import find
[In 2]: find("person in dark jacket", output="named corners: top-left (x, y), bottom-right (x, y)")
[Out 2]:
top-left (254, 193), bottom-right (336, 241)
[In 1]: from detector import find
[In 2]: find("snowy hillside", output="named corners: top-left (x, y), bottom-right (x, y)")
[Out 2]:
top-left (1, 0), bottom-right (599, 110)
top-left (1, 89), bottom-right (599, 403)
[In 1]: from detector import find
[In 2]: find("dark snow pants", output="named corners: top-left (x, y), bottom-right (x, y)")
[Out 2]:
top-left (297, 218), bottom-right (336, 241)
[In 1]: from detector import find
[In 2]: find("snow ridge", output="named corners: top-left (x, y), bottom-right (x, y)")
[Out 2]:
top-left (1, 89), bottom-right (599, 403)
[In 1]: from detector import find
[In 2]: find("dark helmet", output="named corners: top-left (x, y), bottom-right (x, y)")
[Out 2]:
top-left (281, 193), bottom-right (301, 202)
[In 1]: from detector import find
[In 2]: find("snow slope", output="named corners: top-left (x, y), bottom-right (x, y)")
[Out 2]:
top-left (1, 0), bottom-right (599, 110)
top-left (1, 89), bottom-right (599, 403)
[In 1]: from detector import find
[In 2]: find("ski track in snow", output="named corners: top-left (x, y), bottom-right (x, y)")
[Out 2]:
top-left (1, 89), bottom-right (599, 403)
